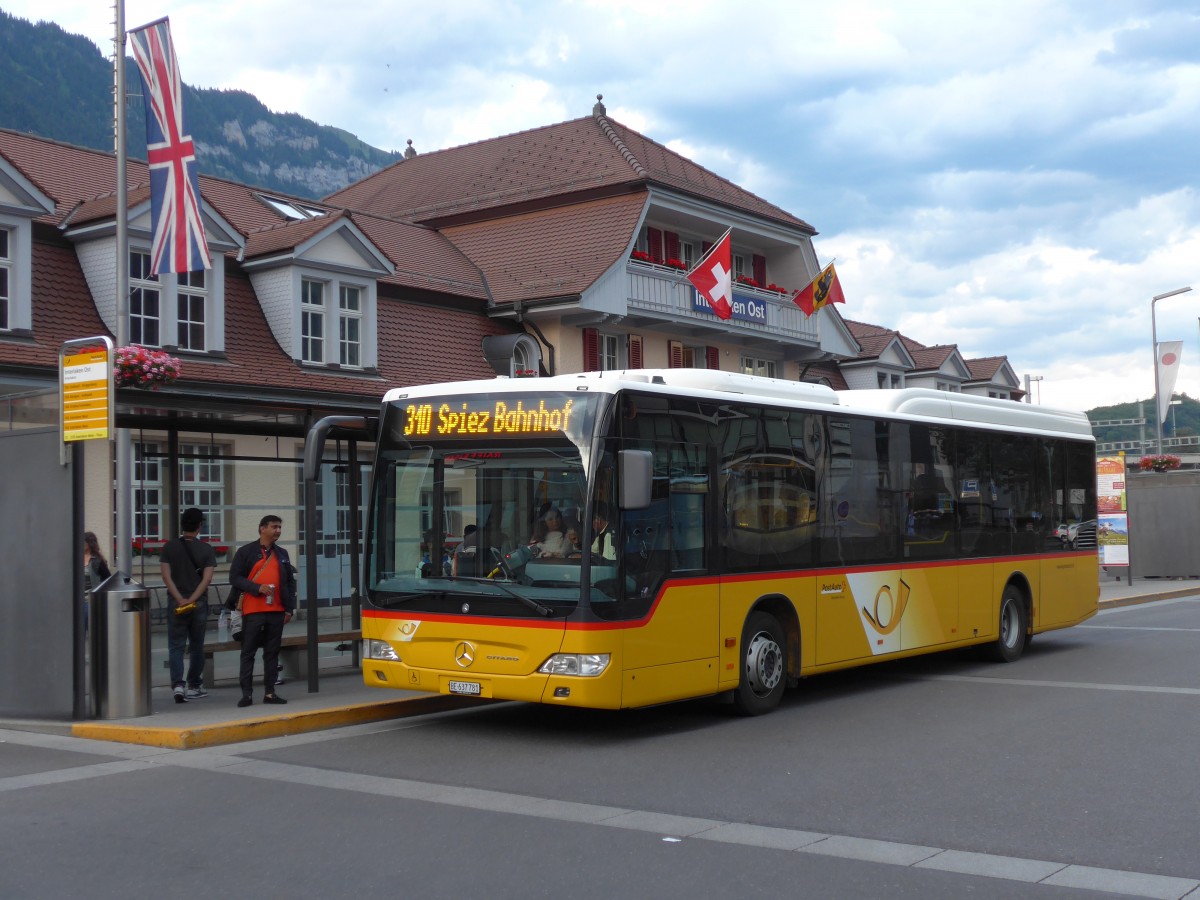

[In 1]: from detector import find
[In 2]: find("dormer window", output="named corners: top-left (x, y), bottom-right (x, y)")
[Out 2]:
top-left (126, 249), bottom-right (221, 352)
top-left (130, 250), bottom-right (161, 346)
top-left (298, 275), bottom-right (371, 369)
top-left (0, 227), bottom-right (10, 330)
top-left (339, 285), bottom-right (362, 367)
top-left (259, 194), bottom-right (327, 220)
top-left (301, 278), bottom-right (326, 363)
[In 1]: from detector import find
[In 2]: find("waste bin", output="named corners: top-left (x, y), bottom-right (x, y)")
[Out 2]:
top-left (89, 572), bottom-right (151, 719)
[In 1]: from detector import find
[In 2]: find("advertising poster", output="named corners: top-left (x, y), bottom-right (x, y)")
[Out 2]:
top-left (1096, 456), bottom-right (1128, 566)
top-left (1098, 513), bottom-right (1129, 566)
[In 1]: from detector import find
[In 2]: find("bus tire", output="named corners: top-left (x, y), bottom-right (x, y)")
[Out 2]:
top-left (733, 611), bottom-right (786, 716)
top-left (989, 586), bottom-right (1028, 663)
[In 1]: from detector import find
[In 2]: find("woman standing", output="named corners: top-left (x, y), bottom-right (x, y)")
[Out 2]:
top-left (82, 531), bottom-right (111, 631)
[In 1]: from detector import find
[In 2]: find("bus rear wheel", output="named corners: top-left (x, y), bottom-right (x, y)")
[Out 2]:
top-left (989, 586), bottom-right (1028, 663)
top-left (733, 611), bottom-right (786, 716)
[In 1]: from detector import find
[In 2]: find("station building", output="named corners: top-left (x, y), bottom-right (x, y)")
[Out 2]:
top-left (0, 96), bottom-right (1026, 607)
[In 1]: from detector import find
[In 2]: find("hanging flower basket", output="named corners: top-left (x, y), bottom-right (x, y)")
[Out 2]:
top-left (1138, 454), bottom-right (1181, 472)
top-left (115, 345), bottom-right (181, 390)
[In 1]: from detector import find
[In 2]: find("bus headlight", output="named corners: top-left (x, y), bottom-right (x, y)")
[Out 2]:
top-left (538, 653), bottom-right (610, 677)
top-left (364, 639), bottom-right (400, 662)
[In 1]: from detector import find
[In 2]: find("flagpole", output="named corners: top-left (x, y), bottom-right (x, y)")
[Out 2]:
top-left (114, 0), bottom-right (133, 575)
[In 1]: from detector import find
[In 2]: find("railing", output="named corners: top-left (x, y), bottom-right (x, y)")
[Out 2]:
top-left (626, 262), bottom-right (820, 345)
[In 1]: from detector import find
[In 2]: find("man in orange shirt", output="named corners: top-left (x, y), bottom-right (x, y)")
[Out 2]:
top-left (228, 515), bottom-right (296, 707)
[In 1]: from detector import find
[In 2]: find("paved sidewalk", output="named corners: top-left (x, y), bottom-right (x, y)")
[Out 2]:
top-left (3, 573), bottom-right (1196, 750)
top-left (1098, 570), bottom-right (1200, 607)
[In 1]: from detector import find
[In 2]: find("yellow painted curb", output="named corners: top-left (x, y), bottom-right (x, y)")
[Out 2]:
top-left (71, 695), bottom-right (483, 749)
top-left (1099, 587), bottom-right (1199, 610)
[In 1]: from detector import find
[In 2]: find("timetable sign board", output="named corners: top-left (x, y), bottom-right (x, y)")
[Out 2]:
top-left (61, 340), bottom-right (113, 442)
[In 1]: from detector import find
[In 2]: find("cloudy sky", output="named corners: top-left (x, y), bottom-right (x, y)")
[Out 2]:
top-left (6, 0), bottom-right (1200, 412)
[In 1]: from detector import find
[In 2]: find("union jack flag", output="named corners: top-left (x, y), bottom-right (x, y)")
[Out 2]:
top-left (129, 18), bottom-right (211, 274)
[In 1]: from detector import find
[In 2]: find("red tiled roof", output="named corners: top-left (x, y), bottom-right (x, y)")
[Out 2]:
top-left (602, 118), bottom-right (812, 230)
top-left (0, 130), bottom-right (147, 224)
top-left (2, 241), bottom-right (110, 368)
top-left (908, 344), bottom-right (958, 371)
top-left (243, 214), bottom-right (350, 258)
top-left (800, 361), bottom-right (849, 390)
top-left (7, 240), bottom-right (509, 399)
top-left (350, 214), bottom-right (488, 299)
top-left (965, 356), bottom-right (1008, 381)
top-left (441, 194), bottom-right (646, 303)
top-left (325, 114), bottom-right (814, 232)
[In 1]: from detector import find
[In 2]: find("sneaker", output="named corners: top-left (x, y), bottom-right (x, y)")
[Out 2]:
top-left (262, 694), bottom-right (287, 705)
top-left (237, 696), bottom-right (252, 708)
top-left (185, 686), bottom-right (208, 700)
top-left (173, 685), bottom-right (187, 704)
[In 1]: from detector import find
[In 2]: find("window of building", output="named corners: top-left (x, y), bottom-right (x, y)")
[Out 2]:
top-left (679, 240), bottom-right (695, 268)
top-left (176, 269), bottom-right (206, 351)
top-left (0, 227), bottom-right (9, 330)
top-left (178, 443), bottom-right (226, 541)
top-left (599, 333), bottom-right (621, 370)
top-left (733, 254), bottom-right (746, 280)
top-left (741, 355), bottom-right (777, 378)
top-left (301, 278), bottom-right (326, 364)
top-left (339, 284), bottom-right (362, 368)
top-left (132, 441), bottom-right (227, 543)
top-left (258, 194), bottom-right (328, 220)
top-left (129, 251), bottom-right (161, 347)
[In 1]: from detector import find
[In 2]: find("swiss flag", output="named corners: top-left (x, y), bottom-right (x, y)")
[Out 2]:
top-left (686, 230), bottom-right (733, 320)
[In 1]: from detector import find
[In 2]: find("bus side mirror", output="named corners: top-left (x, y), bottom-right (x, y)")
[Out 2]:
top-left (303, 415), bottom-right (376, 482)
top-left (619, 450), bottom-right (653, 510)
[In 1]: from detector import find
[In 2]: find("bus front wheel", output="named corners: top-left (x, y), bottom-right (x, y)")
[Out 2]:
top-left (733, 611), bottom-right (786, 716)
top-left (989, 586), bottom-right (1028, 663)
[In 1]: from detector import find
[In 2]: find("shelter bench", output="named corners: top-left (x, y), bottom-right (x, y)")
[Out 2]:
top-left (197, 630), bottom-right (361, 688)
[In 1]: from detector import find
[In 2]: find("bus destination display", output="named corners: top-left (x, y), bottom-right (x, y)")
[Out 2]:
top-left (404, 397), bottom-right (580, 439)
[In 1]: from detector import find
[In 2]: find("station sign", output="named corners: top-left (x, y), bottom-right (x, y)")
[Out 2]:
top-left (60, 337), bottom-right (114, 443)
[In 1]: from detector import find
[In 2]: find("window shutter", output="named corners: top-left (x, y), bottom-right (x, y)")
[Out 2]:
top-left (583, 328), bottom-right (599, 372)
top-left (647, 227), bottom-right (663, 263)
top-left (668, 340), bottom-right (683, 369)
top-left (702, 241), bottom-right (713, 255)
top-left (705, 346), bottom-right (720, 370)
top-left (753, 254), bottom-right (766, 286)
top-left (628, 334), bottom-right (643, 369)
top-left (665, 231), bottom-right (680, 263)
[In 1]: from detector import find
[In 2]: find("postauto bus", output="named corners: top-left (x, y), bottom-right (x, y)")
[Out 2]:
top-left (352, 369), bottom-right (1097, 716)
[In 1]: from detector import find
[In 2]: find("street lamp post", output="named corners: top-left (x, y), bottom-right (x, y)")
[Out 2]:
top-left (1029, 375), bottom-right (1043, 404)
top-left (1151, 286), bottom-right (1193, 455)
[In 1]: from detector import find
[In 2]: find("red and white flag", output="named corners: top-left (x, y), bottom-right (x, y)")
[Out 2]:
top-left (1157, 341), bottom-right (1183, 424)
top-left (686, 229), bottom-right (733, 320)
top-left (792, 261), bottom-right (845, 317)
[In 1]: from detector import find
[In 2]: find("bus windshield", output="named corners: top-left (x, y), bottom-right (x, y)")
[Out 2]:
top-left (366, 390), bottom-right (614, 617)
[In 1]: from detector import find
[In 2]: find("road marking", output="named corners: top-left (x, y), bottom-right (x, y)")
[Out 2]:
top-left (3, 726), bottom-right (1199, 898)
top-left (1080, 625), bottom-right (1200, 632)
top-left (921, 675), bottom-right (1200, 696)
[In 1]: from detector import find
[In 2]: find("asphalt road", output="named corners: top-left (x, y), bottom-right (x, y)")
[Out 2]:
top-left (2, 596), bottom-right (1198, 899)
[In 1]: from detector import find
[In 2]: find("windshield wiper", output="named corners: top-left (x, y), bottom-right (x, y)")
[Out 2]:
top-left (449, 576), bottom-right (553, 617)
top-left (369, 590), bottom-right (447, 609)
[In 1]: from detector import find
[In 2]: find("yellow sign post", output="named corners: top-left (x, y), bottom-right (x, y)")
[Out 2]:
top-left (60, 337), bottom-right (114, 445)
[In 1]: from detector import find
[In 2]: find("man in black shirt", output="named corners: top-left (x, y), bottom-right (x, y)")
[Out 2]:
top-left (160, 508), bottom-right (217, 702)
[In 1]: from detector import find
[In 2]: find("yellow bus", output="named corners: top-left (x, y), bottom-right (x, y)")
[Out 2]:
top-left (354, 369), bottom-right (1097, 715)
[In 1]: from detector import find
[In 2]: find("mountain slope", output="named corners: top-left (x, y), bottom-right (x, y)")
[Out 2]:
top-left (0, 10), bottom-right (397, 199)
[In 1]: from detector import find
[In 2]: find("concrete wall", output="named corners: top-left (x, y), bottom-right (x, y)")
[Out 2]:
top-left (0, 429), bottom-right (77, 718)
top-left (1128, 471), bottom-right (1200, 577)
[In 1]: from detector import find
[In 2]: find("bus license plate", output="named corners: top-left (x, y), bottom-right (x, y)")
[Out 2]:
top-left (448, 680), bottom-right (481, 696)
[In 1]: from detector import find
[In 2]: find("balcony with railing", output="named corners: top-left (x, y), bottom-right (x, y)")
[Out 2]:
top-left (626, 259), bottom-right (820, 345)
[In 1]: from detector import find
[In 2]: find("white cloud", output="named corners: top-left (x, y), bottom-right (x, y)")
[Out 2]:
top-left (5, 0), bottom-right (1200, 414)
